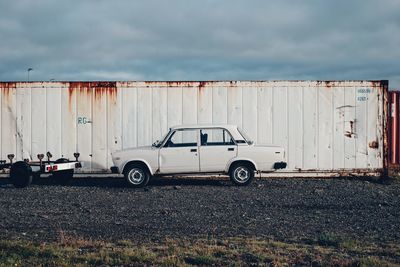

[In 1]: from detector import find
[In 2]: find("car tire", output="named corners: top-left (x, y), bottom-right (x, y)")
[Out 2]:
top-left (10, 161), bottom-right (33, 188)
top-left (229, 162), bottom-right (254, 186)
top-left (124, 164), bottom-right (150, 188)
top-left (52, 158), bottom-right (74, 185)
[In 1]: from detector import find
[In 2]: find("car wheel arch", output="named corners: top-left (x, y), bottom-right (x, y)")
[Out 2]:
top-left (122, 160), bottom-right (153, 176)
top-left (227, 159), bottom-right (257, 174)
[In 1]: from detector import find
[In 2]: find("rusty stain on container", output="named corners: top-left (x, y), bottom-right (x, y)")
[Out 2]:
top-left (369, 140), bottom-right (379, 149)
top-left (1, 82), bottom-right (16, 104)
top-left (381, 81), bottom-right (389, 173)
top-left (68, 82), bottom-right (118, 110)
top-left (198, 81), bottom-right (208, 93)
top-left (93, 82), bottom-right (117, 104)
top-left (325, 81), bottom-right (332, 88)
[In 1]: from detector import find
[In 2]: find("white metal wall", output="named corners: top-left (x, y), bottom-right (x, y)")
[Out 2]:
top-left (0, 81), bottom-right (385, 174)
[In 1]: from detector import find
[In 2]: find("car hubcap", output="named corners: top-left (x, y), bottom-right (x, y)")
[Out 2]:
top-left (234, 167), bottom-right (249, 182)
top-left (127, 168), bottom-right (145, 185)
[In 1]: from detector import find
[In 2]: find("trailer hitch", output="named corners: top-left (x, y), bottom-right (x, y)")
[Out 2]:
top-left (7, 154), bottom-right (14, 164)
top-left (37, 154), bottom-right (44, 166)
top-left (46, 151), bottom-right (52, 162)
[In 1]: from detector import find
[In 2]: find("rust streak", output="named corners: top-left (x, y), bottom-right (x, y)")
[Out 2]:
top-left (1, 82), bottom-right (16, 105)
top-left (144, 81), bottom-right (218, 88)
top-left (92, 82), bottom-right (117, 104)
top-left (369, 141), bottom-right (379, 149)
top-left (198, 81), bottom-right (208, 93)
top-left (325, 81), bottom-right (332, 88)
top-left (371, 80), bottom-right (386, 88)
top-left (68, 82), bottom-right (93, 111)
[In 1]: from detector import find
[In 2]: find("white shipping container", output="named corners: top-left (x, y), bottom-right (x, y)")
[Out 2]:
top-left (0, 81), bottom-right (389, 177)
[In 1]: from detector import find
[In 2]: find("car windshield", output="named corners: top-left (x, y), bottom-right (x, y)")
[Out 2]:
top-left (152, 130), bottom-right (171, 147)
top-left (237, 127), bottom-right (253, 145)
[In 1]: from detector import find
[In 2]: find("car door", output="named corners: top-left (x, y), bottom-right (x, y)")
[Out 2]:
top-left (159, 129), bottom-right (200, 173)
top-left (199, 128), bottom-right (237, 172)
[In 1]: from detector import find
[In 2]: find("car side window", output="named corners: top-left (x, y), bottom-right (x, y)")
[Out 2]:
top-left (164, 129), bottom-right (198, 147)
top-left (200, 129), bottom-right (235, 146)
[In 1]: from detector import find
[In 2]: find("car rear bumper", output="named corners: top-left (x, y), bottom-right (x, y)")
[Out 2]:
top-left (273, 162), bottom-right (287, 169)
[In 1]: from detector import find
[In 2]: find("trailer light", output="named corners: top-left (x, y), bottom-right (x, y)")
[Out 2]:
top-left (46, 165), bottom-right (58, 172)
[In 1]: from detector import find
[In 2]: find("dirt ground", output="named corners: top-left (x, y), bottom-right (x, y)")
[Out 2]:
top-left (0, 176), bottom-right (399, 246)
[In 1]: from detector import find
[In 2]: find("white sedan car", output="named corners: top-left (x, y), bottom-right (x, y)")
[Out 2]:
top-left (111, 125), bottom-right (286, 187)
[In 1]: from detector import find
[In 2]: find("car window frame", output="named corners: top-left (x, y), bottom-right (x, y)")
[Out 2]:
top-left (199, 128), bottom-right (237, 147)
top-left (160, 127), bottom-right (238, 148)
top-left (161, 129), bottom-right (199, 148)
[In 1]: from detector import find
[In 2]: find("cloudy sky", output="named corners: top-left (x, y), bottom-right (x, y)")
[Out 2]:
top-left (0, 0), bottom-right (399, 89)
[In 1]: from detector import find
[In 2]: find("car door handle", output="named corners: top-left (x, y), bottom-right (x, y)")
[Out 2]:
top-left (228, 148), bottom-right (234, 151)
top-left (190, 149), bottom-right (197, 152)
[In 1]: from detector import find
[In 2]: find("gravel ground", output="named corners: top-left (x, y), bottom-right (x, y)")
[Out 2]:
top-left (0, 176), bottom-right (399, 244)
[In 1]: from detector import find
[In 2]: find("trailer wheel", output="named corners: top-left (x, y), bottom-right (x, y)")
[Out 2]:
top-left (10, 161), bottom-right (33, 188)
top-left (52, 158), bottom-right (74, 185)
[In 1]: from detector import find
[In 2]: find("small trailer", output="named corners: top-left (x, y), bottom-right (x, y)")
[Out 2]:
top-left (0, 152), bottom-right (82, 188)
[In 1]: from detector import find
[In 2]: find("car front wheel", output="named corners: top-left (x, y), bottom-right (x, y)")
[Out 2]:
top-left (124, 165), bottom-right (150, 188)
top-left (229, 163), bottom-right (254, 186)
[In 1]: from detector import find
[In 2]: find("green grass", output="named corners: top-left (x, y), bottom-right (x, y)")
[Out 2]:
top-left (0, 234), bottom-right (399, 266)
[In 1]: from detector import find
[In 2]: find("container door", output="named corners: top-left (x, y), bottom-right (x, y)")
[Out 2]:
top-left (159, 129), bottom-right (199, 173)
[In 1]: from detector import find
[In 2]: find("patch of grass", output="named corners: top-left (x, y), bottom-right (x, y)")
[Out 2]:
top-left (317, 233), bottom-right (342, 247)
top-left (0, 234), bottom-right (399, 266)
top-left (185, 254), bottom-right (216, 265)
top-left (358, 256), bottom-right (399, 267)
top-left (317, 233), bottom-right (363, 251)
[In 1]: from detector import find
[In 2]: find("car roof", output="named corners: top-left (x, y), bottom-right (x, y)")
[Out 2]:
top-left (170, 124), bottom-right (238, 131)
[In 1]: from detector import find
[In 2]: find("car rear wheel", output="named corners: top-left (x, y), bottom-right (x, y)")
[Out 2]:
top-left (229, 163), bottom-right (254, 186)
top-left (124, 165), bottom-right (150, 188)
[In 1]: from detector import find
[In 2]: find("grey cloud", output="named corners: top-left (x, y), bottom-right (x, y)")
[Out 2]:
top-left (0, 0), bottom-right (399, 88)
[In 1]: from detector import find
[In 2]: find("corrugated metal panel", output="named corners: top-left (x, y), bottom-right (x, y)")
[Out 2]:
top-left (0, 81), bottom-right (388, 176)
